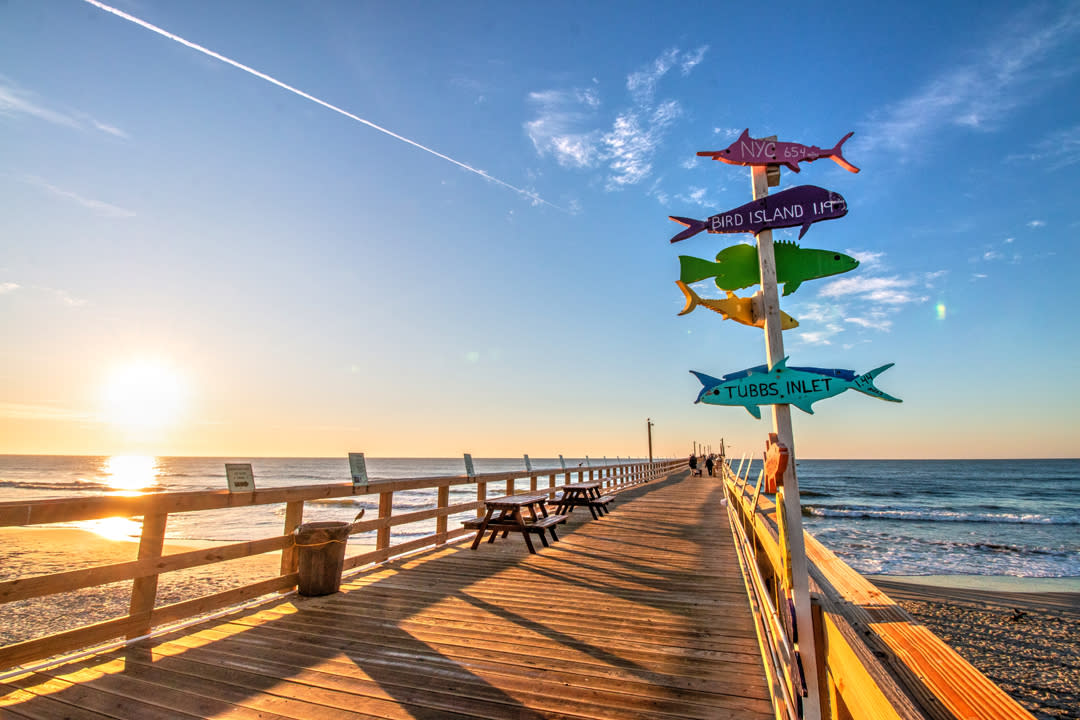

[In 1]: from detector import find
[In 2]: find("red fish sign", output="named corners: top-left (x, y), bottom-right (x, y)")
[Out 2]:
top-left (698, 129), bottom-right (860, 174)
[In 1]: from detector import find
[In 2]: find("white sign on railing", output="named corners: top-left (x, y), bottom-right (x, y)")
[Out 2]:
top-left (348, 452), bottom-right (369, 489)
top-left (523, 454), bottom-right (532, 472)
top-left (225, 463), bottom-right (255, 493)
top-left (464, 453), bottom-right (476, 478)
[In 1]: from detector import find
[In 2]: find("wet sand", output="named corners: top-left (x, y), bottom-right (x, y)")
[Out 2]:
top-left (869, 576), bottom-right (1080, 720)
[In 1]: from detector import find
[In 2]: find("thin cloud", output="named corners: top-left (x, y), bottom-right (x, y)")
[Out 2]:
top-left (845, 315), bottom-right (893, 331)
top-left (713, 127), bottom-right (742, 140)
top-left (846, 249), bottom-right (886, 270)
top-left (41, 287), bottom-right (88, 307)
top-left (0, 79), bottom-right (126, 138)
top-left (22, 176), bottom-right (135, 219)
top-left (674, 186), bottom-right (709, 208)
top-left (85, 117), bottom-right (128, 139)
top-left (603, 100), bottom-right (682, 188)
top-left (1008, 123), bottom-right (1080, 170)
top-left (81, 0), bottom-right (559, 211)
top-left (525, 46), bottom-right (707, 191)
top-left (0, 282), bottom-right (19, 294)
top-left (0, 402), bottom-right (96, 422)
top-left (0, 83), bottom-right (78, 128)
top-left (797, 324), bottom-right (844, 346)
top-left (525, 88), bottom-right (603, 168)
top-left (1028, 219), bottom-right (1046, 228)
top-left (857, 4), bottom-right (1080, 158)
top-left (819, 275), bottom-right (925, 303)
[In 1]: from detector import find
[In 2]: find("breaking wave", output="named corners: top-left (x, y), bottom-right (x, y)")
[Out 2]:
top-left (802, 504), bottom-right (1079, 525)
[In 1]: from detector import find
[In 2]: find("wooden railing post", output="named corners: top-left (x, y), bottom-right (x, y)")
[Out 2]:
top-left (436, 484), bottom-right (449, 544)
top-left (128, 511), bottom-right (167, 639)
top-left (280, 500), bottom-right (304, 582)
top-left (376, 491), bottom-right (393, 553)
top-left (476, 480), bottom-right (487, 516)
top-left (530, 474), bottom-right (538, 492)
top-left (506, 477), bottom-right (514, 496)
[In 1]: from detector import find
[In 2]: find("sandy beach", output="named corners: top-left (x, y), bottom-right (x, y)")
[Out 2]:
top-left (870, 576), bottom-right (1080, 720)
top-left (1, 529), bottom-right (1077, 719)
top-left (0, 528), bottom-right (285, 648)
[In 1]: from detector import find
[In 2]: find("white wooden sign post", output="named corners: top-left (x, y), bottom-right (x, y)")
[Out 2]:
top-left (225, 463), bottom-right (254, 493)
top-left (751, 162), bottom-right (822, 720)
top-left (348, 452), bottom-right (369, 489)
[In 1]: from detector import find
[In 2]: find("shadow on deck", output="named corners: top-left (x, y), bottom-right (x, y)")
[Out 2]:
top-left (1, 471), bottom-right (773, 720)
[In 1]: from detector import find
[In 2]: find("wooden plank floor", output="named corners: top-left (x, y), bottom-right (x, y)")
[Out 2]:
top-left (1, 471), bottom-right (773, 720)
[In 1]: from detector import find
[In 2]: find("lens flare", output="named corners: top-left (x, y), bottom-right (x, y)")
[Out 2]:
top-left (936, 303), bottom-right (946, 320)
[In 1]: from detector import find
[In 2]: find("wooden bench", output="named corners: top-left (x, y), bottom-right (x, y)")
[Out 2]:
top-left (463, 494), bottom-right (568, 553)
top-left (553, 490), bottom-right (614, 519)
top-left (462, 514), bottom-right (567, 545)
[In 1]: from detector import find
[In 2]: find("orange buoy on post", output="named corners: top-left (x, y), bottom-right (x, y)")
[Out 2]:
top-left (763, 432), bottom-right (789, 494)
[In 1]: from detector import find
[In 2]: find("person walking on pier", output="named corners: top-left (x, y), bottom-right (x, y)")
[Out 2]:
top-left (705, 455), bottom-right (715, 477)
top-left (689, 453), bottom-right (699, 476)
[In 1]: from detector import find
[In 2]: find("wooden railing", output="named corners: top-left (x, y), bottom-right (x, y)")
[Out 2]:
top-left (720, 461), bottom-right (1035, 720)
top-left (0, 459), bottom-right (683, 673)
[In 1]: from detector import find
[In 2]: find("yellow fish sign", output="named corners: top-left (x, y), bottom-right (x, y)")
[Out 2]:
top-left (676, 281), bottom-right (799, 329)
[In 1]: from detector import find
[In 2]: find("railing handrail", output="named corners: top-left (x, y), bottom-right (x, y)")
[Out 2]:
top-left (720, 459), bottom-right (1036, 720)
top-left (0, 458), bottom-right (685, 673)
top-left (0, 461), bottom-right (661, 528)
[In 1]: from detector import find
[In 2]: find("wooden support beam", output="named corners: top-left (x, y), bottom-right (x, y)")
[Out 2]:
top-left (752, 162), bottom-right (822, 720)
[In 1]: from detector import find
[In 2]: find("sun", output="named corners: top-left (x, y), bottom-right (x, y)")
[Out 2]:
top-left (102, 360), bottom-right (187, 431)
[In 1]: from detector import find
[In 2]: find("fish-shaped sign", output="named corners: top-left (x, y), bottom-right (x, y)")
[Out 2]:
top-left (679, 241), bottom-right (858, 296)
top-left (676, 281), bottom-right (799, 329)
top-left (697, 129), bottom-right (860, 174)
top-left (669, 185), bottom-right (847, 243)
top-left (690, 357), bottom-right (901, 418)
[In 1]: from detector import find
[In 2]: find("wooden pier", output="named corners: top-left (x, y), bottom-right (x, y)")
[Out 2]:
top-left (1, 470), bottom-right (774, 719)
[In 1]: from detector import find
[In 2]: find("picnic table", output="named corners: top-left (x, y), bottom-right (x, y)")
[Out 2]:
top-left (463, 493), bottom-right (568, 554)
top-left (553, 481), bottom-right (614, 519)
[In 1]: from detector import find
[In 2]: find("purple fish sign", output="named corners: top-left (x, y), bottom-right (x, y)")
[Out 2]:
top-left (698, 129), bottom-right (860, 174)
top-left (669, 185), bottom-right (847, 243)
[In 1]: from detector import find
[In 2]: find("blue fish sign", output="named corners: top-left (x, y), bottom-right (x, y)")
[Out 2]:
top-left (691, 357), bottom-right (901, 418)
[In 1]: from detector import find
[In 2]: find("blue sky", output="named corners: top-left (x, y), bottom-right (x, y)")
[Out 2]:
top-left (1, 0), bottom-right (1078, 459)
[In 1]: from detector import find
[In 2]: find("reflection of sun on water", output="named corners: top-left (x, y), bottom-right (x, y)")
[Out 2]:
top-left (81, 516), bottom-right (144, 542)
top-left (104, 455), bottom-right (159, 492)
top-left (75, 456), bottom-right (160, 542)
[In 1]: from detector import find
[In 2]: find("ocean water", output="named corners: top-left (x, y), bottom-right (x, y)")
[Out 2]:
top-left (0, 455), bottom-right (633, 550)
top-left (729, 457), bottom-right (1080, 578)
top-left (1, 456), bottom-right (1077, 579)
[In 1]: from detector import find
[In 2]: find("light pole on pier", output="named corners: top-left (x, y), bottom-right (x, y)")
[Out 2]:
top-left (646, 418), bottom-right (654, 463)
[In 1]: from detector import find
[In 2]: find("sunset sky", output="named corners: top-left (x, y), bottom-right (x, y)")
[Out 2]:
top-left (2, 0), bottom-right (1078, 460)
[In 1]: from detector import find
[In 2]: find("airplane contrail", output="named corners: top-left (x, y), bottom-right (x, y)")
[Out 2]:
top-left (81, 0), bottom-right (560, 210)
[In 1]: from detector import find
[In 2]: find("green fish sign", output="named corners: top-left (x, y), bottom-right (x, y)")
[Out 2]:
top-left (679, 241), bottom-right (858, 296)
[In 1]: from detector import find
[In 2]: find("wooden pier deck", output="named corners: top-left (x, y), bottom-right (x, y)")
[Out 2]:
top-left (1, 471), bottom-right (772, 719)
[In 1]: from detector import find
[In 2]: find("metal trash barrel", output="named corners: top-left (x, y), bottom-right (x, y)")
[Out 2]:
top-left (294, 521), bottom-right (350, 596)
